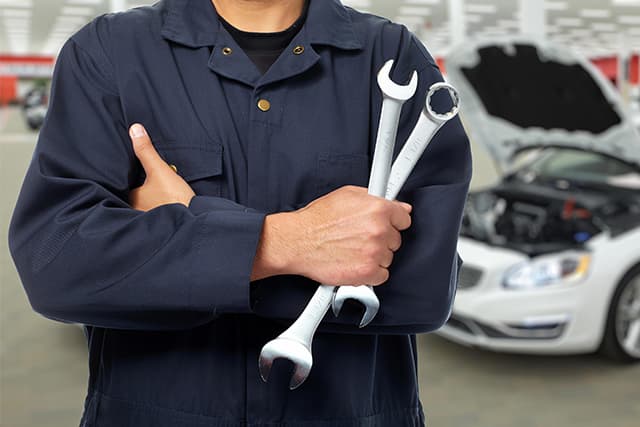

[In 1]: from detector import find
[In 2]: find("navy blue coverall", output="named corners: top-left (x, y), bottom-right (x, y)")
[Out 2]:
top-left (8, 0), bottom-right (472, 425)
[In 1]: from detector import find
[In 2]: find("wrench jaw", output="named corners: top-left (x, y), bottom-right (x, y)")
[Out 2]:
top-left (377, 60), bottom-right (419, 102)
top-left (331, 286), bottom-right (381, 328)
top-left (258, 338), bottom-right (313, 390)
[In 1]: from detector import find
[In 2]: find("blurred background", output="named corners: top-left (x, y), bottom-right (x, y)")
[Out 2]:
top-left (1, 0), bottom-right (640, 426)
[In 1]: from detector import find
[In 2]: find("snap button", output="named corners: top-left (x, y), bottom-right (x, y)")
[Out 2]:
top-left (169, 164), bottom-right (178, 173)
top-left (222, 47), bottom-right (233, 55)
top-left (257, 99), bottom-right (271, 112)
top-left (293, 45), bottom-right (305, 55)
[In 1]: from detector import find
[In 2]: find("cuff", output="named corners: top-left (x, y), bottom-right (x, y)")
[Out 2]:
top-left (187, 196), bottom-right (266, 314)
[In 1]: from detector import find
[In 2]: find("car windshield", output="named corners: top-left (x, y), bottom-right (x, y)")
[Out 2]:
top-left (513, 147), bottom-right (640, 188)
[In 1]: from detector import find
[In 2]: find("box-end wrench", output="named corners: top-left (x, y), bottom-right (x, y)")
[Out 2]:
top-left (332, 59), bottom-right (418, 328)
top-left (384, 82), bottom-right (459, 200)
top-left (259, 83), bottom-right (460, 390)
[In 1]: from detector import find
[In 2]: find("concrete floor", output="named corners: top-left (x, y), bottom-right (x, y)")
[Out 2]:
top-left (1, 106), bottom-right (639, 426)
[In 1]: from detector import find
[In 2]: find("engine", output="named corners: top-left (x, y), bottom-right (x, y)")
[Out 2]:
top-left (459, 181), bottom-right (639, 256)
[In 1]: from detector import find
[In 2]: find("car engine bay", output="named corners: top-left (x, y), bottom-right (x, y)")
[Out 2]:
top-left (461, 179), bottom-right (640, 256)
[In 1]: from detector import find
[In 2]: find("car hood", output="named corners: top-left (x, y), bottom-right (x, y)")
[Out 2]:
top-left (445, 37), bottom-right (640, 170)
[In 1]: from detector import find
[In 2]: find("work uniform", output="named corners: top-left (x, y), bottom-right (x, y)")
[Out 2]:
top-left (8, 0), bottom-right (472, 426)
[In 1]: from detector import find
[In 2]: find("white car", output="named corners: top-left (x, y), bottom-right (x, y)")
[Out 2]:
top-left (440, 37), bottom-right (640, 362)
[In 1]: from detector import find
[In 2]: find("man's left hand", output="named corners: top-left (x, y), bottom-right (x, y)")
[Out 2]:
top-left (128, 123), bottom-right (195, 211)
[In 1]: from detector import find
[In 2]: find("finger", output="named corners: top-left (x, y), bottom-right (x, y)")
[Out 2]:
top-left (379, 249), bottom-right (394, 269)
top-left (387, 229), bottom-right (402, 252)
top-left (129, 124), bottom-right (168, 175)
top-left (389, 204), bottom-right (412, 231)
top-left (370, 267), bottom-right (390, 286)
top-left (395, 201), bottom-right (412, 213)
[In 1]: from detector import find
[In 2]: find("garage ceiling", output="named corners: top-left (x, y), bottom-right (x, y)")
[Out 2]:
top-left (2, 0), bottom-right (640, 59)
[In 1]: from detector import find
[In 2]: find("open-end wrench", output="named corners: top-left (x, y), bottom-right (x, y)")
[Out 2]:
top-left (259, 83), bottom-right (460, 391)
top-left (259, 285), bottom-right (334, 390)
top-left (332, 59), bottom-right (418, 328)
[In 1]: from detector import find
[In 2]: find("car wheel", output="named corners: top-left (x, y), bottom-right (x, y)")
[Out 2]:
top-left (601, 265), bottom-right (640, 362)
top-left (26, 118), bottom-right (41, 131)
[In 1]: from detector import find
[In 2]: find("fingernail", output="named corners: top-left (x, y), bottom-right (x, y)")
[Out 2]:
top-left (129, 124), bottom-right (147, 138)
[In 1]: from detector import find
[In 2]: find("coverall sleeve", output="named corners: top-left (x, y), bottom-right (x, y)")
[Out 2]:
top-left (8, 37), bottom-right (265, 331)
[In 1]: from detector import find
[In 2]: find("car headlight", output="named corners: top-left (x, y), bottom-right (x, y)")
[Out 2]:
top-left (503, 253), bottom-right (591, 290)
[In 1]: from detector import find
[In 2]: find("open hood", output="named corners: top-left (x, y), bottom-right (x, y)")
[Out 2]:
top-left (446, 37), bottom-right (640, 170)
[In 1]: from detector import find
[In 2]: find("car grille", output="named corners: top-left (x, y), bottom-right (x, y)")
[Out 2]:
top-left (457, 265), bottom-right (483, 290)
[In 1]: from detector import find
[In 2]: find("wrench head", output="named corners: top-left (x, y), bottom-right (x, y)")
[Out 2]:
top-left (425, 82), bottom-right (460, 123)
top-left (332, 286), bottom-right (381, 328)
top-left (259, 337), bottom-right (312, 390)
top-left (377, 59), bottom-right (419, 102)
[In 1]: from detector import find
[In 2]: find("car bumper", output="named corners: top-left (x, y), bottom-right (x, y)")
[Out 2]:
top-left (438, 238), bottom-right (604, 355)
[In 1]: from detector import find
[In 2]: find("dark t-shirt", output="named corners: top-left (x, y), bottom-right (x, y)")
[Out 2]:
top-left (218, 3), bottom-right (308, 74)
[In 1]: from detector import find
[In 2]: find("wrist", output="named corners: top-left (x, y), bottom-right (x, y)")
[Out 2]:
top-left (251, 211), bottom-right (302, 280)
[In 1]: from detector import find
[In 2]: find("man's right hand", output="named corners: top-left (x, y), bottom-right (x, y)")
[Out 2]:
top-left (252, 186), bottom-right (412, 286)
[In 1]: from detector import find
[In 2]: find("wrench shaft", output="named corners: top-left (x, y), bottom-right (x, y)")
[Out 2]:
top-left (369, 98), bottom-right (403, 197)
top-left (386, 114), bottom-right (443, 200)
top-left (279, 285), bottom-right (335, 346)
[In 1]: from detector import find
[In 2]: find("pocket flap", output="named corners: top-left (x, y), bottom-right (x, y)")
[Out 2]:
top-left (155, 145), bottom-right (223, 182)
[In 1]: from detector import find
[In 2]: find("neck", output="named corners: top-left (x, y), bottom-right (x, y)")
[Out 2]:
top-left (212, 0), bottom-right (305, 33)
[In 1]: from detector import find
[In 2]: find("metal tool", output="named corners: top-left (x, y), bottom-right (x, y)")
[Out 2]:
top-left (385, 82), bottom-right (459, 200)
top-left (332, 59), bottom-right (418, 327)
top-left (258, 285), bottom-right (334, 390)
top-left (258, 79), bottom-right (459, 391)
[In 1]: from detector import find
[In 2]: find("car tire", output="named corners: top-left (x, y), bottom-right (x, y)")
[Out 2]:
top-left (600, 264), bottom-right (640, 362)
top-left (26, 117), bottom-right (41, 131)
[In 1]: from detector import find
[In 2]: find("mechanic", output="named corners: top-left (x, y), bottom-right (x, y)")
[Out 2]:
top-left (8, 0), bottom-right (472, 426)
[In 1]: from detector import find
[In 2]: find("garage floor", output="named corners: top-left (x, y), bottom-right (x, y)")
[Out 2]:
top-left (1, 106), bottom-right (639, 427)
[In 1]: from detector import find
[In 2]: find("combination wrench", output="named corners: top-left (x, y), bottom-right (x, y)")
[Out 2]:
top-left (334, 83), bottom-right (460, 316)
top-left (332, 59), bottom-right (419, 328)
top-left (259, 80), bottom-right (460, 390)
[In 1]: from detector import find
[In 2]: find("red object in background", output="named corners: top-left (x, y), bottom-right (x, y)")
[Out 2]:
top-left (629, 55), bottom-right (639, 84)
top-left (436, 57), bottom-right (446, 75)
top-left (0, 55), bottom-right (55, 104)
top-left (0, 76), bottom-right (17, 105)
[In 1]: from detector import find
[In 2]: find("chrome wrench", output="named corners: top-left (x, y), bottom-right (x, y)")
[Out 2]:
top-left (384, 82), bottom-right (460, 200)
top-left (332, 59), bottom-right (418, 327)
top-left (333, 82), bottom-right (460, 319)
top-left (258, 82), bottom-right (459, 391)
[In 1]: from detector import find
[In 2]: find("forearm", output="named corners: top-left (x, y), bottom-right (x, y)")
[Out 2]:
top-left (9, 178), bottom-right (266, 330)
top-left (251, 212), bottom-right (297, 281)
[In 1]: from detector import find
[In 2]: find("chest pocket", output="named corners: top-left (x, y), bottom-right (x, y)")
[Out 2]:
top-left (315, 152), bottom-right (370, 197)
top-left (155, 144), bottom-right (224, 198)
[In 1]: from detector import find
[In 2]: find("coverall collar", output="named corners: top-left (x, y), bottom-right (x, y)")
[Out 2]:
top-left (161, 0), bottom-right (363, 50)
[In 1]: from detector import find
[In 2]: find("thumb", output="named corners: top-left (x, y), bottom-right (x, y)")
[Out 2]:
top-left (129, 124), bottom-right (166, 175)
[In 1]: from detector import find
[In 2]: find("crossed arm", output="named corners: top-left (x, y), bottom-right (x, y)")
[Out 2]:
top-left (127, 123), bottom-right (413, 288)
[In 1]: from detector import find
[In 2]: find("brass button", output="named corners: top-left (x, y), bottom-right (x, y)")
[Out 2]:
top-left (257, 99), bottom-right (271, 112)
top-left (169, 164), bottom-right (178, 173)
top-left (293, 45), bottom-right (305, 55)
top-left (222, 47), bottom-right (233, 55)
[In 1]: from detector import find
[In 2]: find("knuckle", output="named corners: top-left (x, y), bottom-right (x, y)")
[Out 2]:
top-left (368, 222), bottom-right (387, 238)
top-left (359, 263), bottom-right (378, 280)
top-left (363, 243), bottom-right (380, 259)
